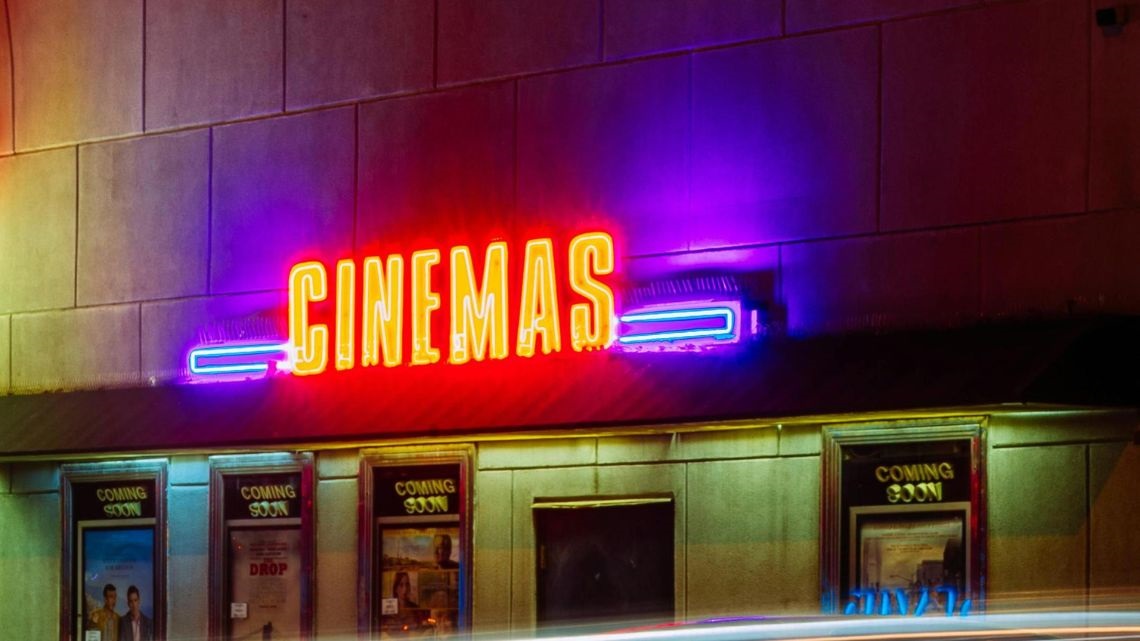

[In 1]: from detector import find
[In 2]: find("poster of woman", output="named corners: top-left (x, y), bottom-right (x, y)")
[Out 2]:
top-left (379, 526), bottom-right (460, 638)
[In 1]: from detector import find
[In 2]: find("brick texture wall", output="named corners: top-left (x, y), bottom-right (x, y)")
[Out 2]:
top-left (0, 0), bottom-right (1137, 393)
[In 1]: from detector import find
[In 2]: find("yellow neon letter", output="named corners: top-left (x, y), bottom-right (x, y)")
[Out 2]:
top-left (335, 259), bottom-right (355, 371)
top-left (568, 231), bottom-right (615, 351)
top-left (288, 261), bottom-right (329, 375)
top-left (361, 255), bottom-right (405, 368)
top-left (449, 242), bottom-right (509, 364)
top-left (516, 238), bottom-right (561, 357)
top-left (411, 249), bottom-right (442, 365)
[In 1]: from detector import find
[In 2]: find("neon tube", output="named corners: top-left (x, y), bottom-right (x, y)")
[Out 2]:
top-left (617, 307), bottom-right (736, 344)
top-left (188, 342), bottom-right (292, 376)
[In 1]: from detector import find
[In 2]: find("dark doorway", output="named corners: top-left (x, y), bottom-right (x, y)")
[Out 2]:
top-left (535, 501), bottom-right (674, 632)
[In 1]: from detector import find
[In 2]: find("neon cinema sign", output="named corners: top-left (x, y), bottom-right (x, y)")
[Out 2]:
top-left (188, 231), bottom-right (756, 380)
top-left (288, 231), bottom-right (616, 375)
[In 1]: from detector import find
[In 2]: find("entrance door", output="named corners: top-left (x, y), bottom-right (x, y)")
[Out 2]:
top-left (535, 501), bottom-right (673, 631)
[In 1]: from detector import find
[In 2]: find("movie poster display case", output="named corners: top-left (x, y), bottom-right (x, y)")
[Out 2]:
top-left (359, 448), bottom-right (472, 640)
top-left (209, 454), bottom-right (315, 641)
top-left (822, 418), bottom-right (987, 616)
top-left (61, 460), bottom-right (168, 641)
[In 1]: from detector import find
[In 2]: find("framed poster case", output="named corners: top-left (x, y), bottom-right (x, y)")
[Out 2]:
top-left (359, 447), bottom-right (472, 640)
top-left (822, 418), bottom-right (986, 616)
top-left (209, 453), bottom-right (314, 641)
top-left (62, 460), bottom-right (167, 641)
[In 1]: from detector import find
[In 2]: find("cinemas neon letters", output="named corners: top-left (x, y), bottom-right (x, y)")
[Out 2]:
top-left (288, 231), bottom-right (616, 375)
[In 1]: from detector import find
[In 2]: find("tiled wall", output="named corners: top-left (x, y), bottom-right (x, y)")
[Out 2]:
top-left (1, 0), bottom-right (1138, 393)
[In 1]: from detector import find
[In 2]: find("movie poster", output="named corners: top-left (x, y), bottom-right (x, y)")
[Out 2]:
top-left (229, 527), bottom-right (302, 641)
top-left (81, 527), bottom-right (155, 641)
top-left (854, 511), bottom-right (966, 615)
top-left (378, 526), bottom-right (460, 639)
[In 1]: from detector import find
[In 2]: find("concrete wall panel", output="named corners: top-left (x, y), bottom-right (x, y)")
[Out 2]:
top-left (787, 0), bottom-right (982, 33)
top-left (882, 0), bottom-right (1087, 230)
top-left (316, 450), bottom-right (359, 480)
top-left (782, 229), bottom-right (979, 334)
top-left (315, 478), bottom-right (358, 638)
top-left (1090, 11), bottom-right (1140, 210)
top-left (9, 0), bottom-right (141, 149)
top-left (473, 470), bottom-right (512, 630)
top-left (78, 130), bottom-right (209, 306)
top-left (692, 28), bottom-right (879, 247)
top-left (286, 0), bottom-right (433, 109)
top-left (988, 445), bottom-right (1086, 596)
top-left (169, 455), bottom-right (209, 486)
top-left (518, 56), bottom-right (689, 256)
top-left (680, 427), bottom-right (778, 460)
top-left (357, 83), bottom-right (515, 247)
top-left (479, 439), bottom-right (596, 470)
top-left (604, 0), bottom-right (780, 60)
top-left (0, 315), bottom-right (8, 394)
top-left (1090, 442), bottom-right (1140, 590)
top-left (687, 457), bottom-right (819, 614)
top-left (438, 0), bottom-right (598, 85)
top-left (146, 0), bottom-right (282, 129)
top-left (989, 410), bottom-right (1136, 448)
top-left (10, 462), bottom-right (59, 493)
top-left (211, 108), bottom-right (354, 294)
top-left (779, 424), bottom-right (822, 456)
top-left (168, 485), bottom-right (208, 641)
top-left (0, 149), bottom-right (76, 315)
top-left (597, 434), bottom-right (677, 465)
top-left (11, 305), bottom-right (140, 392)
top-left (981, 211), bottom-right (1140, 317)
top-left (0, 493), bottom-right (61, 641)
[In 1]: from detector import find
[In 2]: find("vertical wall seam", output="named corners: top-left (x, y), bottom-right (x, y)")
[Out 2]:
top-left (207, 127), bottom-right (214, 294)
top-left (686, 53), bottom-right (693, 252)
top-left (1085, 443), bottom-right (1091, 607)
top-left (512, 80), bottom-right (519, 217)
top-left (682, 461), bottom-right (689, 619)
top-left (4, 0), bottom-right (13, 150)
top-left (352, 103), bottom-right (359, 252)
top-left (141, 0), bottom-right (146, 131)
top-left (875, 24), bottom-right (883, 233)
top-left (281, 0), bottom-right (288, 111)
top-left (73, 145), bottom-right (80, 307)
top-left (597, 0), bottom-right (604, 62)
top-left (1084, 6), bottom-right (1092, 213)
top-left (776, 244), bottom-right (783, 317)
top-left (432, 0), bottom-right (439, 88)
top-left (137, 302), bottom-right (143, 382)
top-left (976, 226), bottom-right (983, 319)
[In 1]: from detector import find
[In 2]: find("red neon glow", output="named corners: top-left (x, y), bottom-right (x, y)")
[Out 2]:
top-left (287, 231), bottom-right (617, 373)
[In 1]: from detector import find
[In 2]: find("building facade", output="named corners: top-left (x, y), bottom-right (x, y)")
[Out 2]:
top-left (1, 1), bottom-right (1139, 640)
